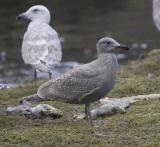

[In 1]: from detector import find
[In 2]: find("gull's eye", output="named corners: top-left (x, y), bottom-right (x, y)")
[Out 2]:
top-left (107, 41), bottom-right (111, 45)
top-left (33, 9), bottom-right (39, 12)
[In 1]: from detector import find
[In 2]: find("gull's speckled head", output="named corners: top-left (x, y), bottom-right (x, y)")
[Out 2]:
top-left (17, 5), bottom-right (50, 24)
top-left (96, 37), bottom-right (129, 54)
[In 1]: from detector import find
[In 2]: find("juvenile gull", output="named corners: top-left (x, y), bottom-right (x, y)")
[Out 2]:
top-left (20, 37), bottom-right (129, 122)
top-left (17, 5), bottom-right (62, 80)
top-left (153, 0), bottom-right (160, 31)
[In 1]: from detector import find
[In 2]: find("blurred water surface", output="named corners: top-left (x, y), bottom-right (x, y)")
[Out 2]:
top-left (0, 0), bottom-right (159, 86)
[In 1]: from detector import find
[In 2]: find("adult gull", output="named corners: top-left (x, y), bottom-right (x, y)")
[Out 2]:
top-left (17, 5), bottom-right (62, 80)
top-left (20, 37), bottom-right (129, 123)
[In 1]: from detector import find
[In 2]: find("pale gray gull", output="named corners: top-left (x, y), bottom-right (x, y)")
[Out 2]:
top-left (17, 5), bottom-right (62, 80)
top-left (153, 0), bottom-right (160, 31)
top-left (20, 37), bottom-right (129, 122)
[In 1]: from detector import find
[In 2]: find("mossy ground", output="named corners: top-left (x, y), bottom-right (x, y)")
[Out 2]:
top-left (1, 50), bottom-right (160, 147)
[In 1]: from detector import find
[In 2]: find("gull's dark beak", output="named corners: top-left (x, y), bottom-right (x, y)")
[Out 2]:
top-left (117, 44), bottom-right (130, 50)
top-left (16, 13), bottom-right (26, 20)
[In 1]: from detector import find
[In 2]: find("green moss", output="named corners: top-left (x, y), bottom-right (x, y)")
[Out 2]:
top-left (109, 74), bottom-right (160, 97)
top-left (148, 49), bottom-right (160, 57)
top-left (126, 49), bottom-right (160, 76)
top-left (1, 53), bottom-right (160, 146)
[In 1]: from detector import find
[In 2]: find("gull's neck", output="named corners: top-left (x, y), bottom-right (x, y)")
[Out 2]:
top-left (27, 19), bottom-right (50, 30)
top-left (97, 52), bottom-right (118, 67)
top-left (31, 19), bottom-right (50, 24)
top-left (98, 52), bottom-right (115, 60)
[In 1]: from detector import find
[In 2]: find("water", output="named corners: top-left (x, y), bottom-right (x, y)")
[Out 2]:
top-left (0, 0), bottom-right (159, 86)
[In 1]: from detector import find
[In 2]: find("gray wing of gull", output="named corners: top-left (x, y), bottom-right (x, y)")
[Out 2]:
top-left (37, 65), bottom-right (102, 102)
top-left (22, 23), bottom-right (62, 68)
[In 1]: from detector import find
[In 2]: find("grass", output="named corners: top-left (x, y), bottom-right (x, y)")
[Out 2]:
top-left (1, 50), bottom-right (160, 146)
top-left (126, 49), bottom-right (160, 76)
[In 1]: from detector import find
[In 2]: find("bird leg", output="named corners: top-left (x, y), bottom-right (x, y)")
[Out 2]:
top-left (85, 103), bottom-right (92, 124)
top-left (34, 69), bottom-right (37, 80)
top-left (32, 69), bottom-right (38, 91)
top-left (49, 72), bottom-right (52, 80)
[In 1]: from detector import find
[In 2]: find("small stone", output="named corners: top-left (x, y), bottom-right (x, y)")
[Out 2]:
top-left (73, 114), bottom-right (85, 120)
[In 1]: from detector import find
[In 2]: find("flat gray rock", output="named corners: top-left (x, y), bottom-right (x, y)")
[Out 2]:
top-left (6, 102), bottom-right (62, 119)
top-left (73, 94), bottom-right (160, 120)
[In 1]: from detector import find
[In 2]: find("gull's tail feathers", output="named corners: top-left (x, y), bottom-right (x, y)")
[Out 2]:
top-left (20, 94), bottom-right (40, 104)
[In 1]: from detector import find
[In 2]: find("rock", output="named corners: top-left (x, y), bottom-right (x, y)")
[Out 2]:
top-left (0, 83), bottom-right (10, 90)
top-left (6, 103), bottom-right (31, 116)
top-left (6, 102), bottom-right (62, 119)
top-left (28, 104), bottom-right (62, 119)
top-left (73, 94), bottom-right (160, 120)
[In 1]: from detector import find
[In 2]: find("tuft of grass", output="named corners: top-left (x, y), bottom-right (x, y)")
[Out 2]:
top-left (109, 73), bottom-right (160, 98)
top-left (126, 49), bottom-right (160, 76)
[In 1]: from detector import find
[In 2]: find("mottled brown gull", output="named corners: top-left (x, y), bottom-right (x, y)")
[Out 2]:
top-left (17, 5), bottom-right (62, 80)
top-left (20, 37), bottom-right (129, 122)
